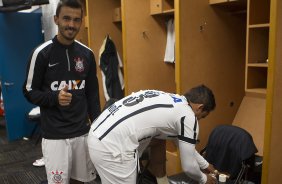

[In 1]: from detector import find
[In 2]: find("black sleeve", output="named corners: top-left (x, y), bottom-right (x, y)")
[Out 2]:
top-left (85, 51), bottom-right (101, 122)
top-left (22, 49), bottom-right (59, 107)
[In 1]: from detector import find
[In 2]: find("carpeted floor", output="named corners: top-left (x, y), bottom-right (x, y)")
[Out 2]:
top-left (0, 117), bottom-right (101, 184)
top-left (0, 119), bottom-right (46, 184)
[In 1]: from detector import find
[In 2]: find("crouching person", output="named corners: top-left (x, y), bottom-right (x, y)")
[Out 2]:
top-left (88, 85), bottom-right (217, 184)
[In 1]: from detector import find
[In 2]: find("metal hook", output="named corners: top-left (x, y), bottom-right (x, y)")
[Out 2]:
top-left (142, 30), bottom-right (149, 39)
top-left (200, 22), bottom-right (207, 32)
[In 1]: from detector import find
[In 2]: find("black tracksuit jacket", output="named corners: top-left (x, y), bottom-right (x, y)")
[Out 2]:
top-left (23, 36), bottom-right (101, 139)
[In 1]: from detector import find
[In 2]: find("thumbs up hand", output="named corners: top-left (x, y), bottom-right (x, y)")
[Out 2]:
top-left (58, 85), bottom-right (72, 106)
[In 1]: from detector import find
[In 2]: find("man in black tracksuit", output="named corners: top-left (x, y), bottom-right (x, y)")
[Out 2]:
top-left (23, 0), bottom-right (100, 183)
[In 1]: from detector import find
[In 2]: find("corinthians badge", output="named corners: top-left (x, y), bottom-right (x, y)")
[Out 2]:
top-left (74, 57), bottom-right (84, 72)
top-left (51, 170), bottom-right (63, 184)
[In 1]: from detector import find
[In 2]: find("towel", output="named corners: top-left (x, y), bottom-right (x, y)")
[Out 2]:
top-left (164, 18), bottom-right (175, 63)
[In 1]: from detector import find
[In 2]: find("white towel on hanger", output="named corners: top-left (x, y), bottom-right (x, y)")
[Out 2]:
top-left (42, 0), bottom-right (59, 41)
top-left (164, 18), bottom-right (175, 63)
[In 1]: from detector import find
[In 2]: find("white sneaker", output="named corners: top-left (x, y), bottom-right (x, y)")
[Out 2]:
top-left (33, 157), bottom-right (45, 167)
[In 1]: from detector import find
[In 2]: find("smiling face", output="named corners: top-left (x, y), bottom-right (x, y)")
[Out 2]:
top-left (54, 6), bottom-right (82, 45)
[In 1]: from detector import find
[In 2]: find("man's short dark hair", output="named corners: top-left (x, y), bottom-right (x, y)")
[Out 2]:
top-left (184, 84), bottom-right (216, 112)
top-left (56, 0), bottom-right (83, 17)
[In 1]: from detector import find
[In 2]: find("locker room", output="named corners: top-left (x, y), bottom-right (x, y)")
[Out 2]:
top-left (0, 0), bottom-right (281, 184)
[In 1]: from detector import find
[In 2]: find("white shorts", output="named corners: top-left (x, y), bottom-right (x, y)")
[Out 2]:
top-left (42, 134), bottom-right (96, 184)
top-left (88, 135), bottom-right (138, 184)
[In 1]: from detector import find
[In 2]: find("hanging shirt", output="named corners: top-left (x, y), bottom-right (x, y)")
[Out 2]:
top-left (164, 18), bottom-right (175, 63)
top-left (99, 36), bottom-right (124, 101)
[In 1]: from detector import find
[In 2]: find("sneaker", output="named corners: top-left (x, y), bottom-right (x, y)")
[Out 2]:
top-left (33, 157), bottom-right (45, 167)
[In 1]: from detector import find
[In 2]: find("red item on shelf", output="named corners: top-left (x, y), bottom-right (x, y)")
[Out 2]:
top-left (0, 99), bottom-right (4, 116)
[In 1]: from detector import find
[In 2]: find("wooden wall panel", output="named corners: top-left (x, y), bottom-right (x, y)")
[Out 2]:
top-left (123, 0), bottom-right (175, 93)
top-left (179, 0), bottom-right (246, 149)
top-left (265, 0), bottom-right (282, 182)
top-left (233, 95), bottom-right (265, 155)
top-left (88, 0), bottom-right (123, 106)
top-left (76, 0), bottom-right (88, 46)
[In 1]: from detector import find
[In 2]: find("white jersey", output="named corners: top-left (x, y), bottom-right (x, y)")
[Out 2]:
top-left (89, 90), bottom-right (208, 183)
top-left (90, 90), bottom-right (198, 156)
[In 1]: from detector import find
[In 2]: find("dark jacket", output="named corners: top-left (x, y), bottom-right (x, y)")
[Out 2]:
top-left (99, 36), bottom-right (124, 100)
top-left (23, 36), bottom-right (101, 139)
top-left (205, 125), bottom-right (257, 179)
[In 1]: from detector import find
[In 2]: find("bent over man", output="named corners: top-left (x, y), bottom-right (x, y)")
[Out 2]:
top-left (88, 85), bottom-right (217, 184)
